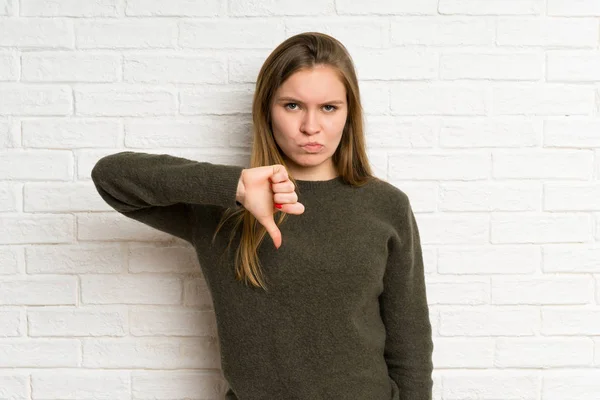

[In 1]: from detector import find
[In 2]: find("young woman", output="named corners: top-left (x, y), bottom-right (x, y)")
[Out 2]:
top-left (91, 32), bottom-right (433, 400)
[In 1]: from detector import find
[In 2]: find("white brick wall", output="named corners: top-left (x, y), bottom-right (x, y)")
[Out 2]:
top-left (0, 0), bottom-right (599, 398)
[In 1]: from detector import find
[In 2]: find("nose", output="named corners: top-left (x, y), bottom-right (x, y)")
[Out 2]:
top-left (300, 109), bottom-right (321, 134)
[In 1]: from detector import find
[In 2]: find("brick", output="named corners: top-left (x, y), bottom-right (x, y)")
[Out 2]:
top-left (353, 48), bottom-right (438, 80)
top-left (22, 118), bottom-right (121, 148)
top-left (493, 150), bottom-right (593, 179)
top-left (24, 182), bottom-right (112, 212)
top-left (21, 0), bottom-right (118, 16)
top-left (0, 182), bottom-right (18, 212)
top-left (548, 0), bottom-right (600, 16)
top-left (28, 306), bottom-right (128, 337)
top-left (410, 214), bottom-right (490, 245)
top-left (32, 370), bottom-right (129, 400)
top-left (0, 373), bottom-right (28, 399)
top-left (491, 85), bottom-right (594, 115)
top-left (0, 214), bottom-right (74, 244)
top-left (124, 53), bottom-right (226, 84)
top-left (547, 51), bottom-right (600, 82)
top-left (0, 0), bottom-right (11, 15)
top-left (443, 372), bottom-right (538, 399)
top-left (81, 275), bottom-right (182, 305)
top-left (179, 19), bottom-right (285, 49)
top-left (496, 337), bottom-right (592, 366)
top-left (0, 246), bottom-right (19, 274)
top-left (0, 310), bottom-right (21, 336)
top-left (543, 371), bottom-right (600, 399)
top-left (124, 117), bottom-right (245, 148)
top-left (76, 20), bottom-right (177, 49)
top-left (365, 116), bottom-right (437, 148)
top-left (126, 0), bottom-right (221, 16)
top-left (0, 277), bottom-right (77, 305)
top-left (432, 338), bottom-right (493, 367)
top-left (440, 52), bottom-right (542, 80)
top-left (130, 307), bottom-right (216, 336)
top-left (0, 339), bottom-right (79, 366)
top-left (544, 118), bottom-right (600, 147)
top-left (0, 84), bottom-right (71, 115)
top-left (544, 244), bottom-right (600, 273)
top-left (359, 83), bottom-right (390, 115)
top-left (427, 280), bottom-right (490, 305)
top-left (391, 17), bottom-right (495, 46)
top-left (183, 278), bottom-right (215, 308)
top-left (440, 181), bottom-right (541, 211)
top-left (439, 0), bottom-right (544, 15)
top-left (542, 307), bottom-right (600, 335)
top-left (391, 83), bottom-right (488, 115)
top-left (228, 50), bottom-right (273, 83)
top-left (230, 0), bottom-right (334, 16)
top-left (440, 117), bottom-right (540, 147)
top-left (492, 276), bottom-right (592, 304)
top-left (132, 370), bottom-right (227, 400)
top-left (0, 150), bottom-right (72, 180)
top-left (285, 19), bottom-right (388, 48)
top-left (389, 152), bottom-right (489, 180)
top-left (0, 119), bottom-right (9, 149)
top-left (128, 245), bottom-right (198, 274)
top-left (336, 0), bottom-right (437, 15)
top-left (0, 18), bottom-right (72, 48)
top-left (439, 246), bottom-right (540, 274)
top-left (497, 17), bottom-right (598, 47)
top-left (179, 86), bottom-right (253, 115)
top-left (491, 213), bottom-right (591, 243)
top-left (0, 51), bottom-right (17, 80)
top-left (74, 86), bottom-right (176, 116)
top-left (82, 337), bottom-right (220, 368)
top-left (22, 52), bottom-right (120, 82)
top-left (440, 307), bottom-right (539, 335)
top-left (545, 183), bottom-right (600, 211)
top-left (26, 244), bottom-right (124, 274)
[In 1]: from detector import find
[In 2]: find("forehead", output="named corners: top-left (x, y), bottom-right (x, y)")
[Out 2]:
top-left (275, 65), bottom-right (346, 102)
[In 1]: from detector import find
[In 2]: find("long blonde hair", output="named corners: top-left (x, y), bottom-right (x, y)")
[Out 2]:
top-left (211, 31), bottom-right (378, 291)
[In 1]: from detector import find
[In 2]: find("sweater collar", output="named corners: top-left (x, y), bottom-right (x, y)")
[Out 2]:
top-left (294, 175), bottom-right (346, 191)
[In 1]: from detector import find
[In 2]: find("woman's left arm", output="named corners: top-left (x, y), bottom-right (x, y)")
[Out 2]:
top-left (379, 199), bottom-right (434, 400)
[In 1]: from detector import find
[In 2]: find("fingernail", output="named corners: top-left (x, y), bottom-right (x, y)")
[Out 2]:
top-left (275, 203), bottom-right (282, 209)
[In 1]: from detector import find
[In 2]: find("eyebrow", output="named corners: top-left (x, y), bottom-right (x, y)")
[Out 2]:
top-left (276, 96), bottom-right (345, 105)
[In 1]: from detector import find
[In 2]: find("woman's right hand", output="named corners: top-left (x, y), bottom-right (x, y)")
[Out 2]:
top-left (236, 165), bottom-right (305, 249)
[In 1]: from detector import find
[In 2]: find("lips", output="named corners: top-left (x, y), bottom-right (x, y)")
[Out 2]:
top-left (302, 143), bottom-right (324, 152)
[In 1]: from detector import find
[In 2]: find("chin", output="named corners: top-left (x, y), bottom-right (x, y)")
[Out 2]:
top-left (296, 156), bottom-right (329, 166)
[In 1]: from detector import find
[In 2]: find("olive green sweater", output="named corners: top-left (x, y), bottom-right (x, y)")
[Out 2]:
top-left (91, 151), bottom-right (434, 400)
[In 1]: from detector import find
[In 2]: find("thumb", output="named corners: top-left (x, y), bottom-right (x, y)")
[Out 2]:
top-left (256, 215), bottom-right (282, 249)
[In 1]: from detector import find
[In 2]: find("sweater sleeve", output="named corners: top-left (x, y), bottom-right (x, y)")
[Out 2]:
top-left (90, 151), bottom-right (245, 244)
top-left (379, 199), bottom-right (434, 400)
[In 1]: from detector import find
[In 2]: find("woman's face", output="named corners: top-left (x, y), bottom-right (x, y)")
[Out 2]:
top-left (269, 64), bottom-right (348, 180)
